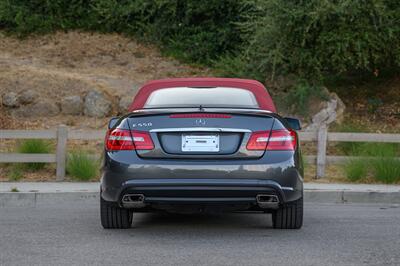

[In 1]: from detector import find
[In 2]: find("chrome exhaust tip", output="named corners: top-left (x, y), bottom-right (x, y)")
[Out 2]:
top-left (121, 194), bottom-right (146, 208)
top-left (256, 194), bottom-right (279, 209)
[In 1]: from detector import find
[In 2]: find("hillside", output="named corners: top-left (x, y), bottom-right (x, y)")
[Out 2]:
top-left (0, 31), bottom-right (209, 130)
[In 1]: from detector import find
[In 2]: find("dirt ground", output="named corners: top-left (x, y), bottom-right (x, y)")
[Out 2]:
top-left (330, 75), bottom-right (400, 133)
top-left (0, 31), bottom-right (210, 130)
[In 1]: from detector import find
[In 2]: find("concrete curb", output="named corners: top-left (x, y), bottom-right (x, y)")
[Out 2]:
top-left (304, 190), bottom-right (400, 204)
top-left (1, 190), bottom-right (399, 208)
top-left (0, 192), bottom-right (98, 208)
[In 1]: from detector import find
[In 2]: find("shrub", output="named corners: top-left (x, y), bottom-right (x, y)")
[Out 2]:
top-left (234, 0), bottom-right (400, 82)
top-left (1, 0), bottom-right (399, 83)
top-left (17, 139), bottom-right (51, 170)
top-left (0, 0), bottom-right (94, 34)
top-left (0, 0), bottom-right (245, 64)
top-left (214, 53), bottom-right (253, 78)
top-left (344, 159), bottom-right (367, 182)
top-left (284, 81), bottom-right (329, 116)
top-left (66, 152), bottom-right (98, 181)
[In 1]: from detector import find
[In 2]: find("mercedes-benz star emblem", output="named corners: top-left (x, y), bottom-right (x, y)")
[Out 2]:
top-left (195, 119), bottom-right (206, 126)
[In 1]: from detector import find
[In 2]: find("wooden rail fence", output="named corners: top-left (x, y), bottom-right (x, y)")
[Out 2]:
top-left (1, 125), bottom-right (399, 180)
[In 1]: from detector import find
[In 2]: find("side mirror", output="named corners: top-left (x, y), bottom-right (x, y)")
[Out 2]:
top-left (284, 117), bottom-right (301, 130)
top-left (108, 117), bottom-right (119, 129)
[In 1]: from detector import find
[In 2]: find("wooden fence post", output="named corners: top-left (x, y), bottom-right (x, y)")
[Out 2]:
top-left (316, 124), bottom-right (328, 179)
top-left (56, 125), bottom-right (68, 181)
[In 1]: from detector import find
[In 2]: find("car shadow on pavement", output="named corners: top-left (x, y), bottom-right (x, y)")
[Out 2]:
top-left (130, 212), bottom-right (274, 231)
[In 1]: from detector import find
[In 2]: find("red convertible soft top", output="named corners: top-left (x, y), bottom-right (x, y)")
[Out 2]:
top-left (128, 78), bottom-right (276, 112)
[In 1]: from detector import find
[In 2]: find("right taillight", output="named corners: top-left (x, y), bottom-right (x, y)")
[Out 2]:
top-left (246, 129), bottom-right (296, 151)
top-left (131, 130), bottom-right (154, 150)
top-left (246, 131), bottom-right (270, 150)
top-left (105, 129), bottom-right (154, 151)
top-left (266, 129), bottom-right (296, 151)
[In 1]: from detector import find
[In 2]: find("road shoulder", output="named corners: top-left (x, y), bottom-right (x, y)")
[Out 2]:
top-left (1, 182), bottom-right (399, 207)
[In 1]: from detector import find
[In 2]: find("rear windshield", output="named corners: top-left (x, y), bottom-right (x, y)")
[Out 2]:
top-left (144, 87), bottom-right (259, 109)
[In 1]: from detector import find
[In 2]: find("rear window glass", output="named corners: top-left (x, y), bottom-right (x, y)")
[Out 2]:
top-left (144, 87), bottom-right (259, 109)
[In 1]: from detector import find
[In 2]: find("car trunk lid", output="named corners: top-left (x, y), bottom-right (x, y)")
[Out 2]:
top-left (126, 111), bottom-right (275, 159)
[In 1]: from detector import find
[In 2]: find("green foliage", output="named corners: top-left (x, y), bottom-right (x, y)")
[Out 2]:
top-left (17, 139), bottom-right (52, 170)
top-left (334, 123), bottom-right (400, 157)
top-left (214, 53), bottom-right (261, 80)
top-left (285, 81), bottom-right (329, 116)
top-left (7, 164), bottom-right (24, 181)
top-left (10, 187), bottom-right (19, 192)
top-left (371, 157), bottom-right (400, 184)
top-left (367, 98), bottom-right (383, 114)
top-left (359, 143), bottom-right (398, 157)
top-left (363, 143), bottom-right (400, 183)
top-left (233, 0), bottom-right (400, 82)
top-left (0, 0), bottom-right (245, 64)
top-left (0, 0), bottom-right (94, 34)
top-left (66, 152), bottom-right (99, 181)
top-left (335, 123), bottom-right (368, 155)
top-left (1, 0), bottom-right (399, 83)
top-left (342, 142), bottom-right (400, 183)
top-left (344, 159), bottom-right (367, 182)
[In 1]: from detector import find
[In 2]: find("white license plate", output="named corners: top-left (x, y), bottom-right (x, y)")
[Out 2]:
top-left (182, 135), bottom-right (219, 152)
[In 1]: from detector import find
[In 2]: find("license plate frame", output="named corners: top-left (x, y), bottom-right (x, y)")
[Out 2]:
top-left (181, 134), bottom-right (220, 152)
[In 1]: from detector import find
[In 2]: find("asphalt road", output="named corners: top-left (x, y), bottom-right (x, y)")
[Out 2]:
top-left (0, 202), bottom-right (399, 266)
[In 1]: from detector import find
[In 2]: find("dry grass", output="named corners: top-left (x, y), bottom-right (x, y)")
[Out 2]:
top-left (0, 31), bottom-right (210, 130)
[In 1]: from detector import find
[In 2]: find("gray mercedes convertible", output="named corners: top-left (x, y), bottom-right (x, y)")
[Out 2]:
top-left (100, 78), bottom-right (303, 229)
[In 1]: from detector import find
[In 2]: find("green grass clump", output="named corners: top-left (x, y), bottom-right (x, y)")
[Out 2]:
top-left (335, 122), bottom-right (400, 157)
top-left (344, 160), bottom-right (367, 182)
top-left (7, 164), bottom-right (24, 181)
top-left (10, 187), bottom-right (19, 192)
top-left (335, 123), bottom-right (366, 155)
top-left (343, 142), bottom-right (400, 183)
top-left (17, 139), bottom-right (52, 170)
top-left (364, 143), bottom-right (400, 183)
top-left (66, 152), bottom-right (99, 181)
top-left (371, 157), bottom-right (400, 184)
top-left (359, 143), bottom-right (398, 157)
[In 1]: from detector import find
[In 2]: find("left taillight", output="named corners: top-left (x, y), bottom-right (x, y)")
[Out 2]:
top-left (105, 129), bottom-right (154, 151)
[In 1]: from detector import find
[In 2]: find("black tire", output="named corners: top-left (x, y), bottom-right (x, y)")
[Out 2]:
top-left (272, 197), bottom-right (303, 229)
top-left (100, 196), bottom-right (132, 229)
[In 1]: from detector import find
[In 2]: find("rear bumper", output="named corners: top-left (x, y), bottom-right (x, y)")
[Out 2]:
top-left (101, 178), bottom-right (302, 207)
top-left (101, 150), bottom-right (303, 208)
